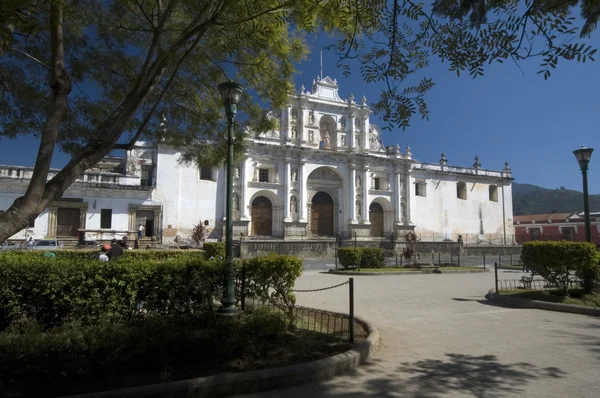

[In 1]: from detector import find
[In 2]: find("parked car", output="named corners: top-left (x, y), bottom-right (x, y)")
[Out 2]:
top-left (31, 240), bottom-right (63, 250)
top-left (75, 240), bottom-right (99, 249)
top-left (0, 241), bottom-right (23, 251)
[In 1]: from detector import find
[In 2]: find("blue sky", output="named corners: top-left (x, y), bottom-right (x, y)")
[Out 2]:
top-left (1, 24), bottom-right (599, 194)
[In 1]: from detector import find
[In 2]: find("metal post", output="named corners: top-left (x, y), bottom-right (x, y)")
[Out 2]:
top-left (494, 261), bottom-right (499, 294)
top-left (458, 252), bottom-right (461, 267)
top-left (219, 115), bottom-right (237, 315)
top-left (354, 231), bottom-right (357, 248)
top-left (498, 250), bottom-right (501, 267)
top-left (349, 277), bottom-right (355, 343)
top-left (240, 264), bottom-right (246, 311)
top-left (335, 234), bottom-right (338, 269)
top-left (582, 166), bottom-right (592, 243)
top-left (438, 252), bottom-right (441, 266)
top-left (483, 254), bottom-right (486, 269)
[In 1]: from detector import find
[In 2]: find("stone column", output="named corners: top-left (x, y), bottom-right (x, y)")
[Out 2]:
top-left (47, 208), bottom-right (57, 238)
top-left (350, 167), bottom-right (357, 222)
top-left (394, 169), bottom-right (402, 223)
top-left (349, 111), bottom-right (356, 149)
top-left (404, 166), bottom-right (413, 225)
top-left (363, 115), bottom-right (370, 151)
top-left (240, 159), bottom-right (248, 220)
top-left (362, 166), bottom-right (370, 224)
top-left (283, 160), bottom-right (291, 222)
top-left (286, 105), bottom-right (292, 139)
top-left (299, 160), bottom-right (307, 222)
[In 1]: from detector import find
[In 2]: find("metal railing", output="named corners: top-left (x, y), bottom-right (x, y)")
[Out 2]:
top-left (382, 251), bottom-right (522, 268)
top-left (241, 278), bottom-right (357, 343)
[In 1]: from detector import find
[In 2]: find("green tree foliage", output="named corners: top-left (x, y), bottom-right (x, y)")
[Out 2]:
top-left (521, 241), bottom-right (600, 296)
top-left (0, 0), bottom-right (597, 242)
top-left (330, 0), bottom-right (598, 129)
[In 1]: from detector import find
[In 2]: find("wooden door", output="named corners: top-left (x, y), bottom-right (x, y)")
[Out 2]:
top-left (57, 208), bottom-right (80, 237)
top-left (136, 210), bottom-right (155, 237)
top-left (251, 196), bottom-right (272, 236)
top-left (311, 192), bottom-right (334, 236)
top-left (369, 202), bottom-right (384, 237)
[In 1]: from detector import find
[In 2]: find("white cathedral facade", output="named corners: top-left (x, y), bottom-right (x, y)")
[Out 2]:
top-left (0, 77), bottom-right (514, 244)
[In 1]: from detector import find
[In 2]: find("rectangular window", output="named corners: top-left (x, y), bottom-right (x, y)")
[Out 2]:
top-left (141, 165), bottom-right (155, 187)
top-left (415, 181), bottom-right (426, 197)
top-left (457, 182), bottom-right (467, 200)
top-left (530, 228), bottom-right (541, 240)
top-left (100, 209), bottom-right (112, 229)
top-left (562, 227), bottom-right (575, 241)
top-left (374, 178), bottom-right (381, 190)
top-left (101, 175), bottom-right (111, 183)
top-left (199, 167), bottom-right (213, 181)
top-left (259, 168), bottom-right (269, 183)
top-left (489, 185), bottom-right (498, 202)
top-left (28, 217), bottom-right (36, 228)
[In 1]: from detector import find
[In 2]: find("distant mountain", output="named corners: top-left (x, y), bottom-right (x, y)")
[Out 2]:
top-left (512, 182), bottom-right (600, 215)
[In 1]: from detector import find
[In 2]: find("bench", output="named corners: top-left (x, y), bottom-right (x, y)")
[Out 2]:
top-left (520, 273), bottom-right (537, 289)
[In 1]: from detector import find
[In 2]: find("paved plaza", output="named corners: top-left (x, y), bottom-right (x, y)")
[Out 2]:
top-left (238, 260), bottom-right (600, 398)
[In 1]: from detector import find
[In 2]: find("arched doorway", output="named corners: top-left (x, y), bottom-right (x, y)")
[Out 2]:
top-left (251, 196), bottom-right (272, 236)
top-left (369, 202), bottom-right (384, 237)
top-left (311, 192), bottom-right (334, 236)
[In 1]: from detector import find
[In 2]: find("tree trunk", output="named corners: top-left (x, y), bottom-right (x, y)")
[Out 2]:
top-left (0, 1), bottom-right (71, 243)
top-left (0, 5), bottom-right (221, 244)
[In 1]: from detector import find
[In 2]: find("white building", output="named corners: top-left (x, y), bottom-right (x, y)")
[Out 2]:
top-left (0, 77), bottom-right (514, 244)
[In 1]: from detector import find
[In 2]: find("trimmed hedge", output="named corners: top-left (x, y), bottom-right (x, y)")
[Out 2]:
top-left (240, 253), bottom-right (303, 310)
top-left (202, 242), bottom-right (225, 259)
top-left (521, 241), bottom-right (600, 296)
top-left (0, 249), bottom-right (204, 262)
top-left (338, 248), bottom-right (385, 268)
top-left (0, 253), bottom-right (302, 329)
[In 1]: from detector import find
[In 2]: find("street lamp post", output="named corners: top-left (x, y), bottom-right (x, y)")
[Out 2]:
top-left (573, 146), bottom-right (594, 243)
top-left (573, 145), bottom-right (594, 294)
top-left (218, 80), bottom-right (244, 315)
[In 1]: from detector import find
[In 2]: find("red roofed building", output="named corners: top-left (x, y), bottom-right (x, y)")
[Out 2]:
top-left (514, 212), bottom-right (600, 245)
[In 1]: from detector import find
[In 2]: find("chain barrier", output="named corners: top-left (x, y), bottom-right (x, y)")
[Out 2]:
top-left (290, 280), bottom-right (349, 293)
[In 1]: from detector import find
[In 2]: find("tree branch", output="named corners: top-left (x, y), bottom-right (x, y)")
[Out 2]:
top-left (10, 47), bottom-right (49, 70)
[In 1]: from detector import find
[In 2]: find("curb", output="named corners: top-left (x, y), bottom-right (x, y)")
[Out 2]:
top-left (329, 268), bottom-right (490, 276)
top-left (61, 315), bottom-right (380, 398)
top-left (485, 291), bottom-right (600, 317)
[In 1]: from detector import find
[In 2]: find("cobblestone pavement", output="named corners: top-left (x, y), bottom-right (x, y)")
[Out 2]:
top-left (237, 263), bottom-right (600, 398)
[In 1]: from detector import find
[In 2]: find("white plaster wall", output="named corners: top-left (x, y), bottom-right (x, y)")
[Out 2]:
top-left (154, 146), bottom-right (220, 242)
top-left (153, 147), bottom-right (181, 240)
top-left (409, 172), bottom-right (513, 237)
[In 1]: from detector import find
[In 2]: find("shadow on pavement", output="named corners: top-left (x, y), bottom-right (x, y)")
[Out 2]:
top-left (241, 353), bottom-right (565, 398)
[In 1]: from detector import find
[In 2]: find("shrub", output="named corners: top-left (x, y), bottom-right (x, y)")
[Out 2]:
top-left (521, 241), bottom-right (600, 296)
top-left (338, 248), bottom-right (361, 268)
top-left (202, 242), bottom-right (225, 259)
top-left (337, 248), bottom-right (384, 268)
top-left (0, 310), bottom-right (291, 394)
top-left (360, 248), bottom-right (385, 268)
top-left (240, 254), bottom-right (303, 311)
top-left (0, 251), bottom-right (304, 329)
top-left (0, 256), bottom-right (222, 328)
top-left (0, 249), bottom-right (204, 262)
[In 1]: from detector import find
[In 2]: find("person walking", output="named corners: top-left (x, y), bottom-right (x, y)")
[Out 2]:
top-left (137, 224), bottom-right (144, 240)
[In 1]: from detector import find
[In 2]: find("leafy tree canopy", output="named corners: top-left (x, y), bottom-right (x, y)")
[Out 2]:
top-left (0, 0), bottom-right (597, 242)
